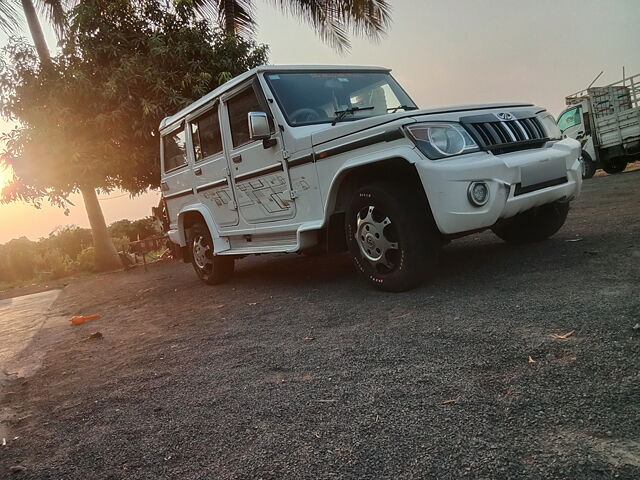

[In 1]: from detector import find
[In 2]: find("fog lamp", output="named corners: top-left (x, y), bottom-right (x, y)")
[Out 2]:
top-left (468, 182), bottom-right (489, 207)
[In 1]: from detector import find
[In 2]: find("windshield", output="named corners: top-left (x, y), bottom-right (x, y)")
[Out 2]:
top-left (264, 71), bottom-right (417, 126)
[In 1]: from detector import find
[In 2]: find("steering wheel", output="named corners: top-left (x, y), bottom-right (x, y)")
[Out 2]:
top-left (290, 108), bottom-right (322, 124)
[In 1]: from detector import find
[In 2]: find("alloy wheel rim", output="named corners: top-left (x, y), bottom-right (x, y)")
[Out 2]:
top-left (355, 205), bottom-right (399, 272)
top-left (192, 235), bottom-right (212, 270)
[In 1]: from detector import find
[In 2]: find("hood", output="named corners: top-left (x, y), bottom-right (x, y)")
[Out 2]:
top-left (311, 102), bottom-right (535, 148)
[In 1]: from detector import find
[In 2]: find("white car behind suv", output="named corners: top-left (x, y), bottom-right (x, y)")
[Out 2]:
top-left (159, 65), bottom-right (582, 291)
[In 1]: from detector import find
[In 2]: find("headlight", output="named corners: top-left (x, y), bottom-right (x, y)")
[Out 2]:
top-left (538, 112), bottom-right (562, 141)
top-left (405, 122), bottom-right (480, 159)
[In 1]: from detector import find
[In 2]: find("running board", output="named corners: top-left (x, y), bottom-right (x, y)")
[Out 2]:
top-left (217, 244), bottom-right (298, 255)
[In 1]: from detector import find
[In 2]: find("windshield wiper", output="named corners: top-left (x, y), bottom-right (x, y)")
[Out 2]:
top-left (387, 105), bottom-right (418, 113)
top-left (332, 106), bottom-right (375, 126)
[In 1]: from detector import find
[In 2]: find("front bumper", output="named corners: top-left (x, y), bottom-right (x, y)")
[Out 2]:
top-left (415, 138), bottom-right (582, 235)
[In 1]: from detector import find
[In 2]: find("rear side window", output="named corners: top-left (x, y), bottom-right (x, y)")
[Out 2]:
top-left (191, 107), bottom-right (223, 161)
top-left (163, 129), bottom-right (187, 172)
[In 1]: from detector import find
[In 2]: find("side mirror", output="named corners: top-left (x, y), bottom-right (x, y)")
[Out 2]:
top-left (248, 111), bottom-right (271, 140)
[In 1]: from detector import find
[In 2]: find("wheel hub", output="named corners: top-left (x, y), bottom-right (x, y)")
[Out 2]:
top-left (355, 205), bottom-right (399, 270)
top-left (192, 236), bottom-right (211, 269)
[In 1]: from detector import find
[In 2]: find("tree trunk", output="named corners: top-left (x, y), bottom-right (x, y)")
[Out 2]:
top-left (21, 2), bottom-right (121, 272)
top-left (21, 0), bottom-right (52, 67)
top-left (80, 187), bottom-right (122, 272)
top-left (223, 0), bottom-right (236, 35)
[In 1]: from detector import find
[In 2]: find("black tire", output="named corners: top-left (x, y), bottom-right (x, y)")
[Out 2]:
top-left (581, 151), bottom-right (596, 179)
top-left (188, 221), bottom-right (234, 285)
top-left (345, 182), bottom-right (440, 292)
top-left (602, 161), bottom-right (627, 174)
top-left (491, 201), bottom-right (570, 244)
top-left (302, 247), bottom-right (326, 257)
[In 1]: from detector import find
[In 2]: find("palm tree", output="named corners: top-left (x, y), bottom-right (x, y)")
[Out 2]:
top-left (183, 0), bottom-right (392, 53)
top-left (1, 0), bottom-right (122, 272)
top-left (1, 1), bottom-right (70, 63)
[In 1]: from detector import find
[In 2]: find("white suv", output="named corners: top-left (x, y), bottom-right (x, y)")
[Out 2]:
top-left (159, 65), bottom-right (582, 291)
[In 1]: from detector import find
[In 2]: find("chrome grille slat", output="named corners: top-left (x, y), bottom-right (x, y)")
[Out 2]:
top-left (483, 123), bottom-right (503, 144)
top-left (501, 121), bottom-right (518, 142)
top-left (520, 118), bottom-right (535, 138)
top-left (491, 123), bottom-right (509, 143)
top-left (512, 120), bottom-right (530, 140)
top-left (532, 118), bottom-right (546, 138)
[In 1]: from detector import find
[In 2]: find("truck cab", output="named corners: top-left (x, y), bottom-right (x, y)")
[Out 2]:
top-left (160, 65), bottom-right (582, 291)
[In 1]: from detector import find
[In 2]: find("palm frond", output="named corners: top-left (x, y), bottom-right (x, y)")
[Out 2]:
top-left (270, 0), bottom-right (391, 53)
top-left (184, 0), bottom-right (256, 37)
top-left (33, 0), bottom-right (78, 39)
top-left (0, 0), bottom-right (21, 35)
top-left (333, 0), bottom-right (391, 39)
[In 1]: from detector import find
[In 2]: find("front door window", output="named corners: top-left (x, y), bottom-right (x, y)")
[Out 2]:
top-left (557, 107), bottom-right (581, 132)
top-left (227, 85), bottom-right (273, 148)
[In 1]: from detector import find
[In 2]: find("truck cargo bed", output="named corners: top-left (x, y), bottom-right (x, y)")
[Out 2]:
top-left (595, 107), bottom-right (640, 150)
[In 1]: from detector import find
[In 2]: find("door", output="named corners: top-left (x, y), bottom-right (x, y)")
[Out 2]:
top-left (221, 81), bottom-right (296, 225)
top-left (188, 102), bottom-right (239, 227)
top-left (558, 106), bottom-right (585, 140)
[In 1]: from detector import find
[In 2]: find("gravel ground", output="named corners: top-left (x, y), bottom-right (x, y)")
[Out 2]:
top-left (1, 170), bottom-right (639, 479)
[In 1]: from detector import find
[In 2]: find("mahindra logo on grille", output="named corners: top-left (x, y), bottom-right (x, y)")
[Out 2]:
top-left (496, 112), bottom-right (515, 121)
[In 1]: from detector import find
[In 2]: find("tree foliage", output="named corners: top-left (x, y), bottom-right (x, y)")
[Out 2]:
top-left (0, 0), bottom-right (268, 209)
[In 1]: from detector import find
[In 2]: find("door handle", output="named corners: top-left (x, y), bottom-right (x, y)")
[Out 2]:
top-left (194, 168), bottom-right (203, 176)
top-left (232, 155), bottom-right (242, 164)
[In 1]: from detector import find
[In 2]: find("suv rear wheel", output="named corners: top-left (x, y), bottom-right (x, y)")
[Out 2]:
top-left (491, 201), bottom-right (569, 244)
top-left (189, 221), bottom-right (234, 285)
top-left (345, 182), bottom-right (440, 292)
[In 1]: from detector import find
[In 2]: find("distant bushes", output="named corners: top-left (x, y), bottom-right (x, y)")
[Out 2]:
top-left (33, 248), bottom-right (73, 280)
top-left (0, 217), bottom-right (159, 287)
top-left (108, 218), bottom-right (158, 242)
top-left (77, 247), bottom-right (95, 273)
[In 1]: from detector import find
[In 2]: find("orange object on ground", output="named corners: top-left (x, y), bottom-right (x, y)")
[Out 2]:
top-left (70, 314), bottom-right (101, 325)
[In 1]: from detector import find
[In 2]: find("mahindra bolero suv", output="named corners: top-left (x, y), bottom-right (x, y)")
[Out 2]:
top-left (159, 65), bottom-right (582, 291)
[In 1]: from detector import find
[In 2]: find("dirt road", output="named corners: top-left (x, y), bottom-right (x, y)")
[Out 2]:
top-left (1, 171), bottom-right (639, 479)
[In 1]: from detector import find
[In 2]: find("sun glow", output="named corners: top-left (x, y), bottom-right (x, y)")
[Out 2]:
top-left (0, 165), bottom-right (11, 190)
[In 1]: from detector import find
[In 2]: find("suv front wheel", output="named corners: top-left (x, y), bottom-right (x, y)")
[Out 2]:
top-left (491, 201), bottom-right (569, 244)
top-left (345, 182), bottom-right (440, 292)
top-left (189, 221), bottom-right (234, 285)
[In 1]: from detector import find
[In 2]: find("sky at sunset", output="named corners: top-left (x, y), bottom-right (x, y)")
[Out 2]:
top-left (1, 0), bottom-right (639, 243)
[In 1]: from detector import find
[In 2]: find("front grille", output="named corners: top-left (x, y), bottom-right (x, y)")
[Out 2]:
top-left (461, 115), bottom-right (549, 155)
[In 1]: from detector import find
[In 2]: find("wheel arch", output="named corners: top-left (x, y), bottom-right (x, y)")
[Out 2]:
top-left (323, 154), bottom-right (435, 252)
top-left (177, 206), bottom-right (229, 253)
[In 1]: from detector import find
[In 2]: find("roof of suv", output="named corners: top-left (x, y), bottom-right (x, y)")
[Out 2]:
top-left (159, 64), bottom-right (391, 131)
